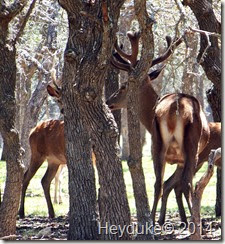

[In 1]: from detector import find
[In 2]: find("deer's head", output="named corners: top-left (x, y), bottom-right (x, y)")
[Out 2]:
top-left (106, 32), bottom-right (183, 110)
top-left (47, 78), bottom-right (64, 114)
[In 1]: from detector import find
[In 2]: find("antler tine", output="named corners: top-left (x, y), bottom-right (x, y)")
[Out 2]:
top-left (126, 31), bottom-right (141, 66)
top-left (112, 44), bottom-right (130, 66)
top-left (151, 35), bottom-right (183, 67)
top-left (110, 56), bottom-right (133, 72)
top-left (165, 36), bottom-right (172, 48)
top-left (148, 64), bottom-right (166, 81)
top-left (111, 39), bottom-right (136, 72)
top-left (114, 31), bottom-right (141, 67)
top-left (114, 39), bottom-right (133, 63)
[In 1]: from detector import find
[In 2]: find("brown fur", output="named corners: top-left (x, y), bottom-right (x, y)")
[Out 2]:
top-left (149, 93), bottom-right (210, 224)
top-left (19, 120), bottom-right (96, 218)
top-left (198, 122), bottom-right (221, 168)
top-left (106, 33), bottom-right (218, 225)
top-left (158, 122), bottom-right (221, 225)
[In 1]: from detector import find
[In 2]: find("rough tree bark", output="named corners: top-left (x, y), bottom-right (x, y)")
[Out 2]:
top-left (125, 0), bottom-right (155, 239)
top-left (0, 0), bottom-right (29, 238)
top-left (58, 1), bottom-right (131, 240)
top-left (207, 86), bottom-right (221, 217)
top-left (183, 0), bottom-right (221, 217)
top-left (105, 66), bottom-right (121, 139)
top-left (118, 8), bottom-right (146, 160)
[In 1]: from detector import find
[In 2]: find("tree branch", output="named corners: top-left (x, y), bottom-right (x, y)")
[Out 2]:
top-left (0, 0), bottom-right (27, 21)
top-left (14, 0), bottom-right (37, 45)
top-left (189, 26), bottom-right (221, 39)
top-left (133, 0), bottom-right (155, 81)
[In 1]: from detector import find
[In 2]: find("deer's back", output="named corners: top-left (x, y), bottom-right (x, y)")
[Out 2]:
top-left (29, 120), bottom-right (66, 164)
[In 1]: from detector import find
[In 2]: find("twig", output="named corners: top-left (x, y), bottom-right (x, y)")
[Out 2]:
top-left (188, 27), bottom-right (221, 64)
top-left (189, 27), bottom-right (221, 39)
top-left (14, 0), bottom-right (38, 45)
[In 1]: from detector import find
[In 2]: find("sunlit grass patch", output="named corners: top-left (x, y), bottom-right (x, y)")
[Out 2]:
top-left (0, 155), bottom-right (218, 218)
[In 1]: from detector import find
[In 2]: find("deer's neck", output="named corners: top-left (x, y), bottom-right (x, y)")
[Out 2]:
top-left (138, 78), bottom-right (158, 133)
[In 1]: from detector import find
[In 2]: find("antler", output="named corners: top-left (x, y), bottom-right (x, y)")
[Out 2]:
top-left (111, 32), bottom-right (183, 75)
top-left (151, 35), bottom-right (183, 67)
top-left (115, 31), bottom-right (141, 66)
top-left (111, 31), bottom-right (141, 72)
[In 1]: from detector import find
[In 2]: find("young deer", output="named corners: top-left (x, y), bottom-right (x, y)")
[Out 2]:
top-left (106, 31), bottom-right (218, 224)
top-left (18, 119), bottom-right (96, 218)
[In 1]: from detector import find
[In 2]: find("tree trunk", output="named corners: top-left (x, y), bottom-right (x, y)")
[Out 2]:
top-left (207, 86), bottom-right (221, 216)
top-left (183, 0), bottom-right (221, 218)
top-left (127, 83), bottom-right (152, 238)
top-left (105, 66), bottom-right (121, 141)
top-left (87, 104), bottom-right (131, 240)
top-left (59, 1), bottom-right (131, 240)
top-left (63, 104), bottom-right (98, 240)
top-left (121, 109), bottom-right (129, 160)
top-left (124, 0), bottom-right (155, 239)
top-left (0, 15), bottom-right (24, 238)
top-left (0, 134), bottom-right (3, 160)
top-left (181, 33), bottom-right (197, 95)
top-left (19, 1), bottom-right (59, 169)
top-left (0, 131), bottom-right (23, 238)
top-left (215, 168), bottom-right (221, 217)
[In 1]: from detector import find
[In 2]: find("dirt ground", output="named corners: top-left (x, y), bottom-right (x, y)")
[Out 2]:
top-left (15, 214), bottom-right (221, 240)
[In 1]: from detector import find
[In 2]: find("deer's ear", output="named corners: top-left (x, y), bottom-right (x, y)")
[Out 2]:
top-left (47, 85), bottom-right (60, 98)
top-left (148, 65), bottom-right (166, 81)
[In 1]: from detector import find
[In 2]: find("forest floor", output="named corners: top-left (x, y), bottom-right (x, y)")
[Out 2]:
top-left (1, 142), bottom-right (221, 241)
top-left (16, 214), bottom-right (221, 240)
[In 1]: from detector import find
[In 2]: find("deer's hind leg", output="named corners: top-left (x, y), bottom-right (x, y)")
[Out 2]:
top-left (150, 119), bottom-right (171, 224)
top-left (41, 162), bottom-right (60, 218)
top-left (158, 166), bottom-right (183, 225)
top-left (19, 154), bottom-right (45, 218)
top-left (182, 121), bottom-right (201, 213)
top-left (54, 164), bottom-right (65, 204)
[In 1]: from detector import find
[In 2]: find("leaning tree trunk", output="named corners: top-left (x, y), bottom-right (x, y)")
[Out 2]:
top-left (0, 9), bottom-right (24, 239)
top-left (183, 0), bottom-right (221, 217)
top-left (59, 1), bottom-right (131, 240)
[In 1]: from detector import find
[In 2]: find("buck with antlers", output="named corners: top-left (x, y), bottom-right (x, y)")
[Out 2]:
top-left (18, 118), bottom-right (96, 218)
top-left (106, 31), bottom-right (220, 224)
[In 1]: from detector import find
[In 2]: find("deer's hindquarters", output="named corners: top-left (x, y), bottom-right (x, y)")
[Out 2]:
top-left (155, 94), bottom-right (209, 165)
top-left (151, 93), bottom-right (210, 224)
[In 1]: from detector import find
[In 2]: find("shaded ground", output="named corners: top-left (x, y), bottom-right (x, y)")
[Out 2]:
top-left (16, 216), bottom-right (68, 240)
top-left (16, 214), bottom-right (221, 240)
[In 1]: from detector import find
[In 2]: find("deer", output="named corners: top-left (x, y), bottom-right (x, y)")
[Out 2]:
top-left (19, 71), bottom-right (65, 218)
top-left (150, 93), bottom-right (210, 225)
top-left (106, 31), bottom-right (220, 225)
top-left (54, 164), bottom-right (66, 204)
top-left (158, 122), bottom-right (221, 225)
top-left (18, 118), bottom-right (96, 218)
